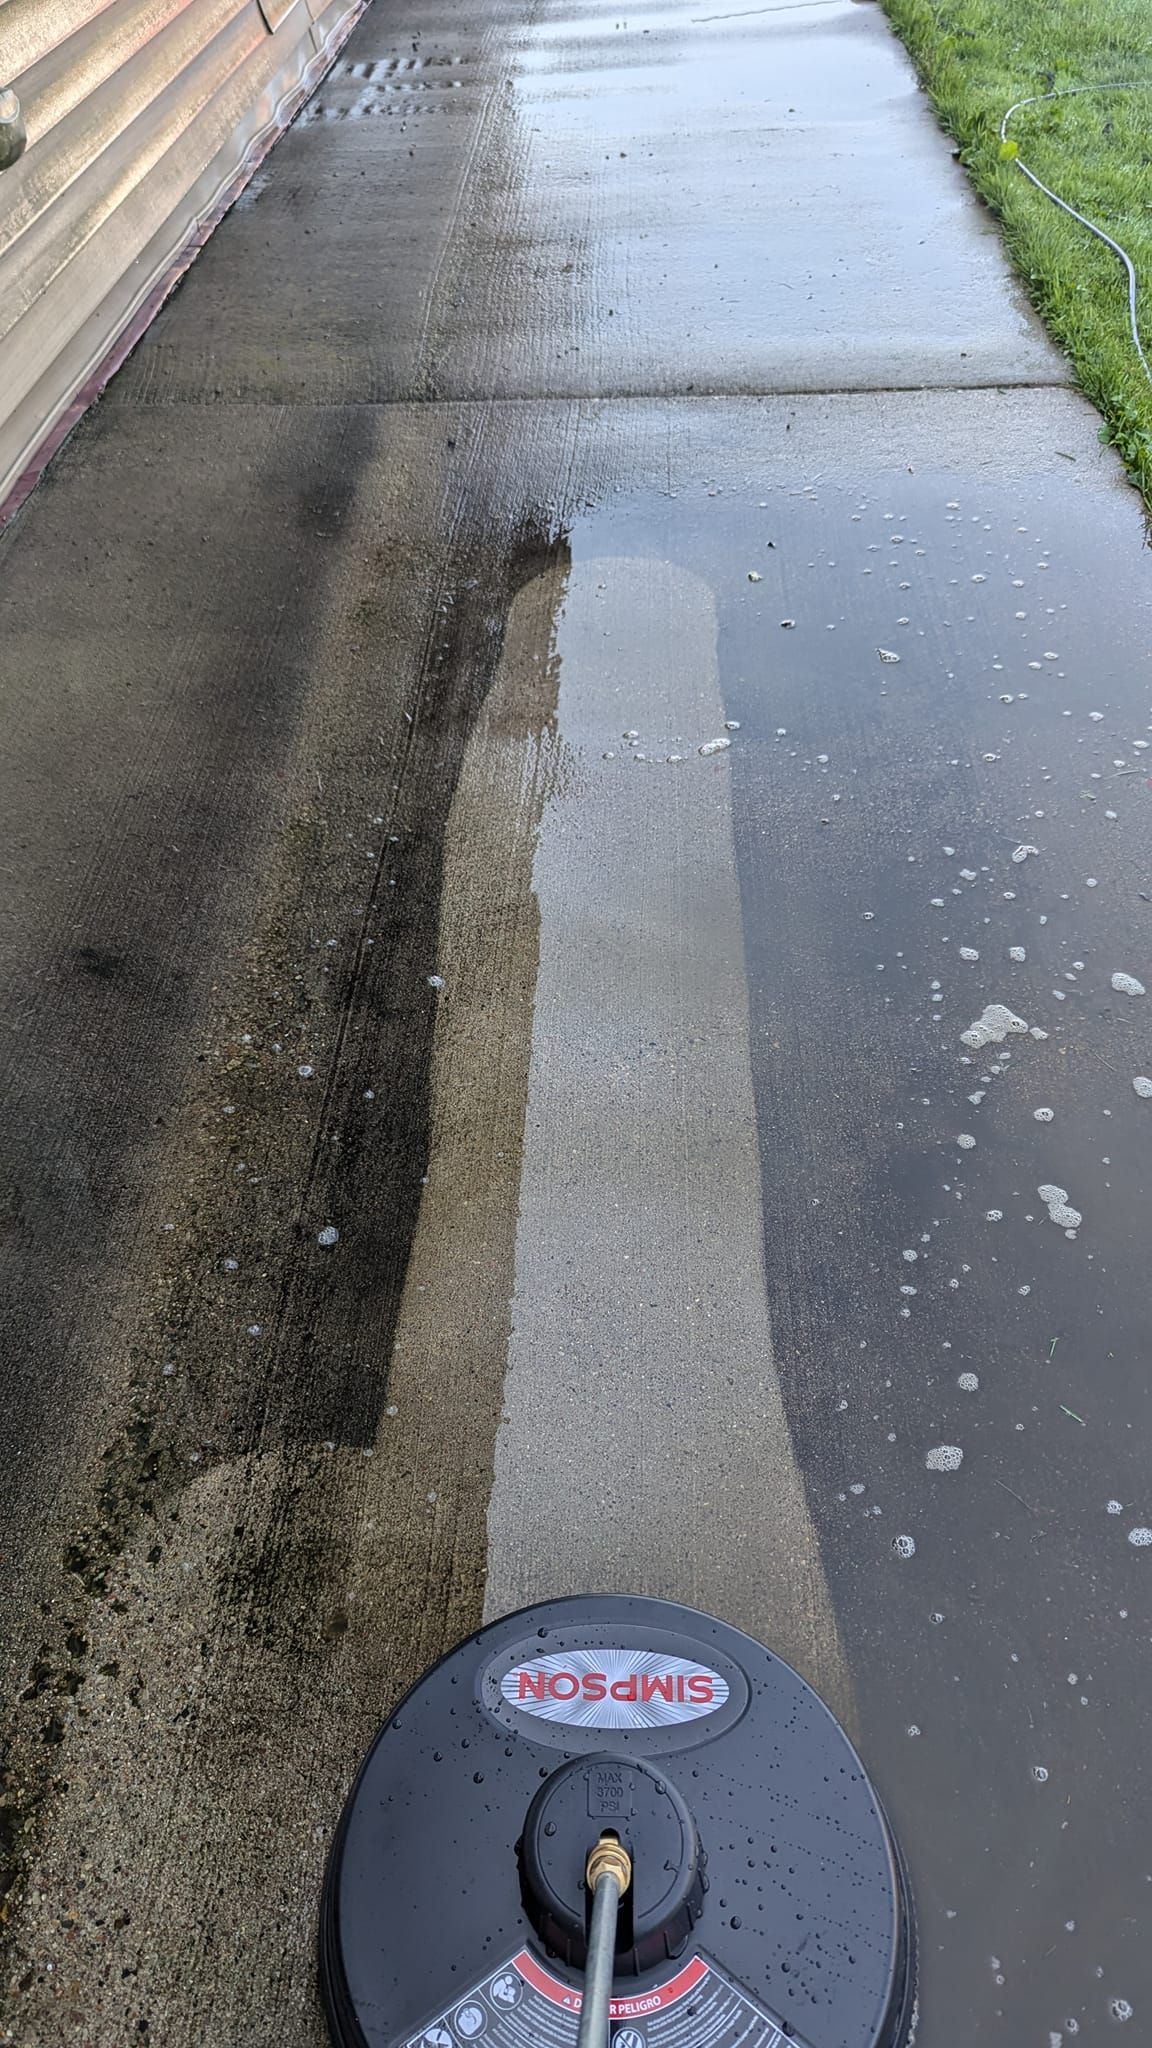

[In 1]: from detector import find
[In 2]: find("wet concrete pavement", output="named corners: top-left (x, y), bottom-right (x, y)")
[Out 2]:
top-left (1, 2), bottom-right (1151, 2045)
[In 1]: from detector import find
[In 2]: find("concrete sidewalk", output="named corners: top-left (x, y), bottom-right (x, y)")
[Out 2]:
top-left (1, 3), bottom-right (1149, 2045)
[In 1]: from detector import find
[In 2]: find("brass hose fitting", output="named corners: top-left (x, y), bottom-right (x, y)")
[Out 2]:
top-left (586, 1835), bottom-right (632, 1898)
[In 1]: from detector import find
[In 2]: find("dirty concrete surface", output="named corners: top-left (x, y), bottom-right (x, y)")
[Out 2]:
top-left (1, 1), bottom-right (1150, 2044)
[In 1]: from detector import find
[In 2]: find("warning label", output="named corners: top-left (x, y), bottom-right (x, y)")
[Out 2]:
top-left (402, 1950), bottom-right (810, 2048)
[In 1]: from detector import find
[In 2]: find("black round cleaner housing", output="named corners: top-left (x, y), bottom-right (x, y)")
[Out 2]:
top-left (320, 1596), bottom-right (916, 2048)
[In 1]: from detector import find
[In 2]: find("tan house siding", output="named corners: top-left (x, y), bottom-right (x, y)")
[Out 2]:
top-left (0, 0), bottom-right (365, 513)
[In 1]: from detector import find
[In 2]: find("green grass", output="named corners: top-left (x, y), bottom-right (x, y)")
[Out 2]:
top-left (879, 0), bottom-right (1152, 496)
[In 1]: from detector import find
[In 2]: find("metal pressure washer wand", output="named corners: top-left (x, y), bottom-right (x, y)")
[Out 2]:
top-left (576, 1835), bottom-right (633, 2048)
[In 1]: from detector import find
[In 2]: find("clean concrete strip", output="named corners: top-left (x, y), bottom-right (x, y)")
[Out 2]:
top-left (483, 555), bottom-right (850, 1719)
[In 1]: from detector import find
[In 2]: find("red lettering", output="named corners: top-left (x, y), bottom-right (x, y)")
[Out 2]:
top-left (676, 1676), bottom-right (687, 1703)
top-left (610, 1676), bottom-right (638, 1702)
top-left (640, 1674), bottom-right (674, 1704)
top-left (581, 1673), bottom-right (607, 1702)
top-left (687, 1675), bottom-right (714, 1703)
top-left (549, 1672), bottom-right (579, 1700)
top-left (517, 1671), bottom-right (548, 1700)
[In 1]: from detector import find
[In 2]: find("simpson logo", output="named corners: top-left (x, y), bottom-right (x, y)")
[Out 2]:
top-left (500, 1649), bottom-right (730, 1728)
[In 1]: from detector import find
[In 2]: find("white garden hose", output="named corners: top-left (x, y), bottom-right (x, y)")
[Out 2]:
top-left (1000, 82), bottom-right (1152, 389)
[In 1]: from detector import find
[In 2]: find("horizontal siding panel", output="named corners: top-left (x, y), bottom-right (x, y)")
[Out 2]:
top-left (1, 0), bottom-right (124, 84)
top-left (17, 0), bottom-right (210, 151)
top-left (0, 0), bottom-right (255, 264)
top-left (1, 12), bottom-right (292, 387)
top-left (0, 0), bottom-right (363, 512)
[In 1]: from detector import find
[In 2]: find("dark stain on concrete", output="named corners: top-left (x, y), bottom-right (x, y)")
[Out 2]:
top-left (0, 457), bottom-right (566, 1963)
